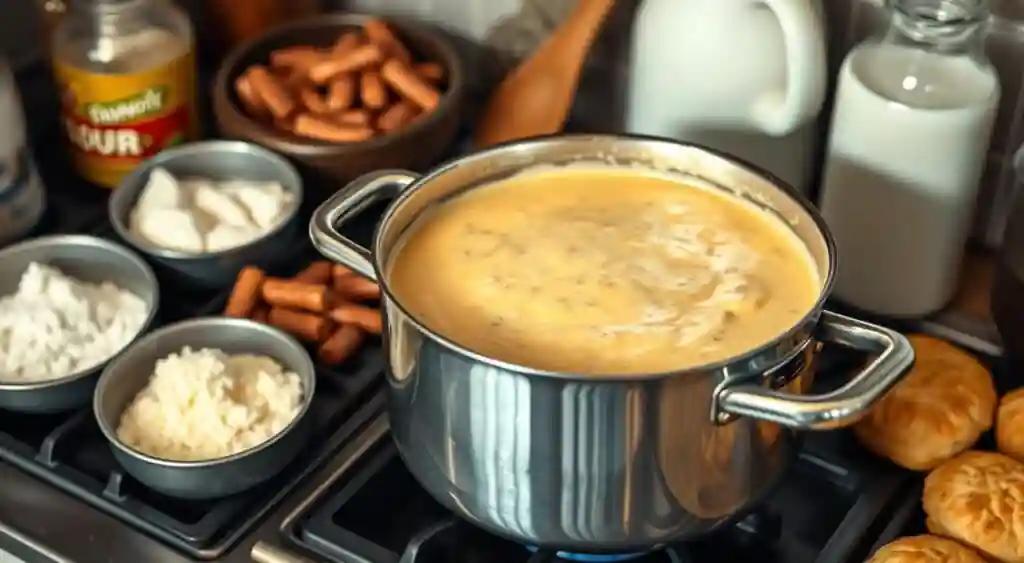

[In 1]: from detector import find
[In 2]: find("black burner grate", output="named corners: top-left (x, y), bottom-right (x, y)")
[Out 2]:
top-left (0, 263), bottom-right (384, 558)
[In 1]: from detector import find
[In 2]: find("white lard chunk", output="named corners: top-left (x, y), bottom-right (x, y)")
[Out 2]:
top-left (134, 167), bottom-right (184, 211)
top-left (193, 184), bottom-right (256, 228)
top-left (127, 168), bottom-right (292, 254)
top-left (221, 181), bottom-right (293, 230)
top-left (205, 223), bottom-right (262, 252)
top-left (135, 208), bottom-right (205, 253)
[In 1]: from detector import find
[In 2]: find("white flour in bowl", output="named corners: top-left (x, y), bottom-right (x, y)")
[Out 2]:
top-left (116, 347), bottom-right (304, 462)
top-left (0, 262), bottom-right (149, 382)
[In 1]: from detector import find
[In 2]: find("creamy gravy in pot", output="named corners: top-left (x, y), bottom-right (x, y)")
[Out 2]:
top-left (387, 166), bottom-right (821, 375)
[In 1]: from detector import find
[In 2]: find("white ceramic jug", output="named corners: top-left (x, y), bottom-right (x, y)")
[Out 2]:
top-left (625, 0), bottom-right (826, 194)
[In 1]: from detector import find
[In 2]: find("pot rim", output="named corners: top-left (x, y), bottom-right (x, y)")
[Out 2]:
top-left (373, 133), bottom-right (838, 382)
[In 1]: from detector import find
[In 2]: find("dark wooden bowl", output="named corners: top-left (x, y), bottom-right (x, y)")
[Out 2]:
top-left (212, 13), bottom-right (465, 200)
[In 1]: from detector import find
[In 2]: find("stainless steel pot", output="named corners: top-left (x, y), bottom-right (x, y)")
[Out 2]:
top-left (309, 135), bottom-right (914, 552)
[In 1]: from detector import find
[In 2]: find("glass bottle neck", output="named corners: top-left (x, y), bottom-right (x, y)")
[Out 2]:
top-left (884, 0), bottom-right (988, 55)
top-left (74, 0), bottom-right (148, 17)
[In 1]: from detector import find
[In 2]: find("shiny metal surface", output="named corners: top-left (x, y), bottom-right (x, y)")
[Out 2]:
top-left (0, 234), bottom-right (159, 413)
top-left (93, 317), bottom-right (317, 500)
top-left (717, 310), bottom-right (914, 429)
top-left (108, 140), bottom-right (304, 291)
top-left (309, 134), bottom-right (916, 550)
top-left (250, 543), bottom-right (317, 563)
top-left (309, 170), bottom-right (414, 281)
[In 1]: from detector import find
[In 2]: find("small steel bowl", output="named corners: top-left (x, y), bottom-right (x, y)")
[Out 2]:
top-left (0, 235), bottom-right (159, 414)
top-left (108, 140), bottom-right (304, 291)
top-left (93, 317), bottom-right (317, 500)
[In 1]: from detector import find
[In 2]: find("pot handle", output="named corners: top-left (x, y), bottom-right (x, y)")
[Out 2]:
top-left (716, 310), bottom-right (914, 430)
top-left (309, 170), bottom-right (419, 281)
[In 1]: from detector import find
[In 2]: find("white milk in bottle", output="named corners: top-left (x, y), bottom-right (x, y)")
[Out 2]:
top-left (818, 0), bottom-right (998, 317)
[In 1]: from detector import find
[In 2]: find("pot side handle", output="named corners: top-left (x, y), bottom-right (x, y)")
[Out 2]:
top-left (716, 310), bottom-right (915, 430)
top-left (309, 170), bottom-right (419, 281)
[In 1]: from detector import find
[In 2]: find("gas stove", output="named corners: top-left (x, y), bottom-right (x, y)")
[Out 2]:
top-left (267, 348), bottom-right (1020, 563)
top-left (0, 173), bottom-right (919, 563)
top-left (253, 391), bottom-right (913, 563)
top-left (246, 345), bottom-right (916, 563)
top-left (0, 276), bottom-right (920, 563)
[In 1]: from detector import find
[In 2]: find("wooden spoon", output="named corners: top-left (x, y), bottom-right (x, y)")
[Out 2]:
top-left (474, 0), bottom-right (618, 148)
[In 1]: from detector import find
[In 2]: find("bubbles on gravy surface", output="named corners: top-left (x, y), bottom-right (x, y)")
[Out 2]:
top-left (388, 165), bottom-right (820, 375)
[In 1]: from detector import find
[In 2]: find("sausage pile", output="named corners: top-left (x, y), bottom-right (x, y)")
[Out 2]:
top-left (233, 19), bottom-right (447, 143)
top-left (223, 262), bottom-right (382, 366)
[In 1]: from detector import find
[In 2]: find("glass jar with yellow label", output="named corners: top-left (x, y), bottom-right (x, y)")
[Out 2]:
top-left (51, 0), bottom-right (197, 189)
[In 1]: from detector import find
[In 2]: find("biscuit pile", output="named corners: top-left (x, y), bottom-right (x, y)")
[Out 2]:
top-left (868, 535), bottom-right (987, 563)
top-left (853, 335), bottom-right (998, 471)
top-left (861, 334), bottom-right (1024, 563)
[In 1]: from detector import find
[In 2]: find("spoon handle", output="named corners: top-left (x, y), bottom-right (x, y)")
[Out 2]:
top-left (556, 0), bottom-right (619, 54)
top-left (473, 0), bottom-right (619, 148)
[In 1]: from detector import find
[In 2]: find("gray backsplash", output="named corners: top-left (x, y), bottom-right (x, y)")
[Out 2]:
top-left (0, 1), bottom-right (47, 71)
top-left (5, 0), bottom-right (1023, 246)
top-left (328, 0), bottom-right (1024, 248)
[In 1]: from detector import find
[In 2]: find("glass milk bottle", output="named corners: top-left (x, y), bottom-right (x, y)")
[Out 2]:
top-left (818, 0), bottom-right (998, 317)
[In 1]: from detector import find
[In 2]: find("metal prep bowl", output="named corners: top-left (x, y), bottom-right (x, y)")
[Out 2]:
top-left (93, 317), bottom-right (317, 500)
top-left (108, 140), bottom-right (304, 291)
top-left (0, 235), bottom-right (159, 413)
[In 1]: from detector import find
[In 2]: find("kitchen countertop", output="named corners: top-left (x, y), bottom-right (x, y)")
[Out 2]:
top-left (924, 249), bottom-right (1003, 356)
top-left (947, 249), bottom-right (995, 321)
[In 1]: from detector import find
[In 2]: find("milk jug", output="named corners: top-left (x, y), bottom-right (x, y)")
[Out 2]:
top-left (818, 0), bottom-right (998, 317)
top-left (625, 0), bottom-right (826, 194)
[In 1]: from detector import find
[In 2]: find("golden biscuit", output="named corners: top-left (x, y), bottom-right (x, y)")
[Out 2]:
top-left (997, 388), bottom-right (1024, 463)
top-left (867, 535), bottom-right (987, 563)
top-left (923, 450), bottom-right (1024, 562)
top-left (853, 334), bottom-right (996, 470)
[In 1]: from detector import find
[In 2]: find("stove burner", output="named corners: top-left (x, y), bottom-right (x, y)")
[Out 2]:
top-left (524, 546), bottom-right (692, 563)
top-left (526, 547), bottom-right (646, 562)
top-left (297, 415), bottom-right (917, 563)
